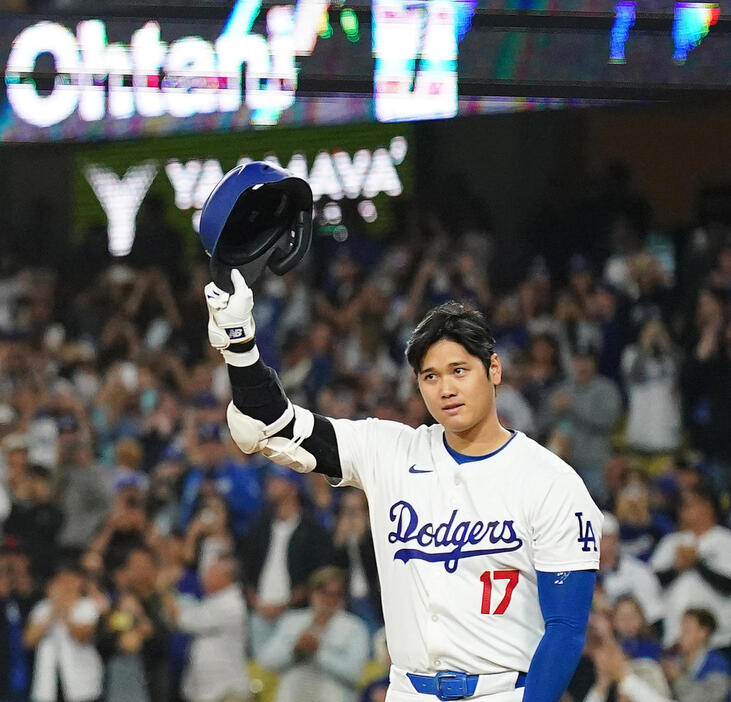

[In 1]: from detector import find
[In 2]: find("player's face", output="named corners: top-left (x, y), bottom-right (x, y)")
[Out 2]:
top-left (417, 339), bottom-right (501, 436)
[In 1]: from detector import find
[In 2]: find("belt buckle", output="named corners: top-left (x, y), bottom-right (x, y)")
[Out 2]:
top-left (435, 672), bottom-right (470, 701)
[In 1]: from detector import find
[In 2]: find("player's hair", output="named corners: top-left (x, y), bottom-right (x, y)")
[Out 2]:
top-left (405, 301), bottom-right (496, 376)
top-left (683, 608), bottom-right (717, 636)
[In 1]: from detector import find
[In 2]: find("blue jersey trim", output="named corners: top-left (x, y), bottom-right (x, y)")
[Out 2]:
top-left (443, 430), bottom-right (517, 464)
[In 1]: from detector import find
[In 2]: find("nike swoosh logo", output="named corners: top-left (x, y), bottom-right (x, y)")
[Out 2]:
top-left (408, 465), bottom-right (434, 474)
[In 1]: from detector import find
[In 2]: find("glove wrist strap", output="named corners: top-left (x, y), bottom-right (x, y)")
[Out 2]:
top-left (222, 345), bottom-right (260, 367)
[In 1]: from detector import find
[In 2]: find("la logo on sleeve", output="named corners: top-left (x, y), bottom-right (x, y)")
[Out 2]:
top-left (575, 512), bottom-right (598, 553)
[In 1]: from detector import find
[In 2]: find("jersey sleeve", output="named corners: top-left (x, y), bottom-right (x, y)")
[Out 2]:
top-left (530, 472), bottom-right (603, 572)
top-left (327, 417), bottom-right (411, 493)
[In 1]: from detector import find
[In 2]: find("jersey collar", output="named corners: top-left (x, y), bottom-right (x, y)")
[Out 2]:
top-left (442, 430), bottom-right (518, 465)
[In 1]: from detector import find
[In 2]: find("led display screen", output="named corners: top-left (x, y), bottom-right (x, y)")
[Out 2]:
top-left (1, 1), bottom-right (728, 142)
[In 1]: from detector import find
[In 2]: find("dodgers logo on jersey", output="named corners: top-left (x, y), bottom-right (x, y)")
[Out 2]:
top-left (575, 512), bottom-right (598, 552)
top-left (387, 500), bottom-right (523, 573)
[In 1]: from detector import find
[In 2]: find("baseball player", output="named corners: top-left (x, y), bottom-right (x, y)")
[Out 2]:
top-left (205, 269), bottom-right (602, 702)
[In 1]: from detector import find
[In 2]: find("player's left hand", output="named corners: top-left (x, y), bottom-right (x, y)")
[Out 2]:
top-left (204, 269), bottom-right (255, 350)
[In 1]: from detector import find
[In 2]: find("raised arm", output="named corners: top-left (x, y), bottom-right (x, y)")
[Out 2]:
top-left (205, 269), bottom-right (343, 479)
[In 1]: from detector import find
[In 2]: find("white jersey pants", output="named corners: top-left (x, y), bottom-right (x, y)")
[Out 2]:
top-left (385, 687), bottom-right (524, 702)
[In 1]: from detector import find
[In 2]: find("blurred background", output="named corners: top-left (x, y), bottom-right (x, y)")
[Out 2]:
top-left (0, 2), bottom-right (730, 702)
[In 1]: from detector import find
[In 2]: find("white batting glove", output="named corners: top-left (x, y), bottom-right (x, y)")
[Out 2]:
top-left (204, 269), bottom-right (256, 350)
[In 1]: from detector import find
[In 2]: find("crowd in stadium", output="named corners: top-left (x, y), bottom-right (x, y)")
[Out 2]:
top-left (0, 171), bottom-right (729, 702)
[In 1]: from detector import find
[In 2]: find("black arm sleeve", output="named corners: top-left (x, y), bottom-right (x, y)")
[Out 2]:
top-left (228, 359), bottom-right (289, 424)
top-left (227, 360), bottom-right (343, 479)
top-left (695, 560), bottom-right (731, 596)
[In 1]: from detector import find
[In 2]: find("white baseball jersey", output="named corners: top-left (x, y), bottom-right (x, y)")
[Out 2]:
top-left (329, 420), bottom-right (602, 676)
top-left (650, 526), bottom-right (731, 648)
top-left (602, 554), bottom-right (665, 624)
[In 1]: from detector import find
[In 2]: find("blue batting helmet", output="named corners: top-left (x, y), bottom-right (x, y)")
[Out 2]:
top-left (199, 161), bottom-right (313, 292)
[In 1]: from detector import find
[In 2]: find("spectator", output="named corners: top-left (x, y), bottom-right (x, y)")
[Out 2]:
top-left (24, 564), bottom-right (103, 702)
top-left (138, 391), bottom-right (183, 472)
top-left (584, 629), bottom-right (672, 702)
top-left (681, 289), bottom-right (730, 468)
top-left (89, 490), bottom-right (150, 575)
top-left (153, 534), bottom-right (201, 700)
top-left (589, 282), bottom-right (627, 387)
top-left (581, 609), bottom-right (729, 702)
top-left (4, 465), bottom-right (63, 582)
top-left (625, 252), bottom-right (674, 339)
top-left (1, 435), bottom-right (29, 512)
top-left (242, 467), bottom-right (334, 655)
top-left (651, 483), bottom-right (731, 650)
top-left (113, 547), bottom-right (171, 701)
top-left (182, 493), bottom-right (236, 578)
top-left (0, 554), bottom-right (29, 702)
top-left (601, 452), bottom-right (630, 512)
top-left (304, 321), bottom-right (336, 405)
top-left (91, 363), bottom-right (142, 462)
top-left (652, 452), bottom-right (705, 526)
top-left (661, 609), bottom-right (729, 702)
top-left (599, 512), bottom-right (664, 628)
top-left (98, 591), bottom-right (153, 702)
top-left (495, 366), bottom-right (536, 437)
top-left (179, 423), bottom-right (263, 537)
top-left (612, 595), bottom-right (663, 662)
top-left (358, 628), bottom-right (390, 702)
top-left (257, 566), bottom-right (370, 702)
top-left (4, 552), bottom-right (36, 621)
top-left (622, 319), bottom-right (682, 454)
top-left (540, 348), bottom-right (622, 502)
top-left (332, 489), bottom-right (382, 634)
top-left (56, 436), bottom-right (111, 557)
top-left (614, 470), bottom-right (673, 562)
top-left (111, 438), bottom-right (147, 493)
top-left (162, 554), bottom-right (250, 702)
top-left (147, 446), bottom-right (187, 538)
top-left (521, 334), bottom-right (564, 418)
top-left (489, 295), bottom-right (528, 371)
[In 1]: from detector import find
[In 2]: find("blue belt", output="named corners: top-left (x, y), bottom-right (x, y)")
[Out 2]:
top-left (406, 670), bottom-right (527, 701)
